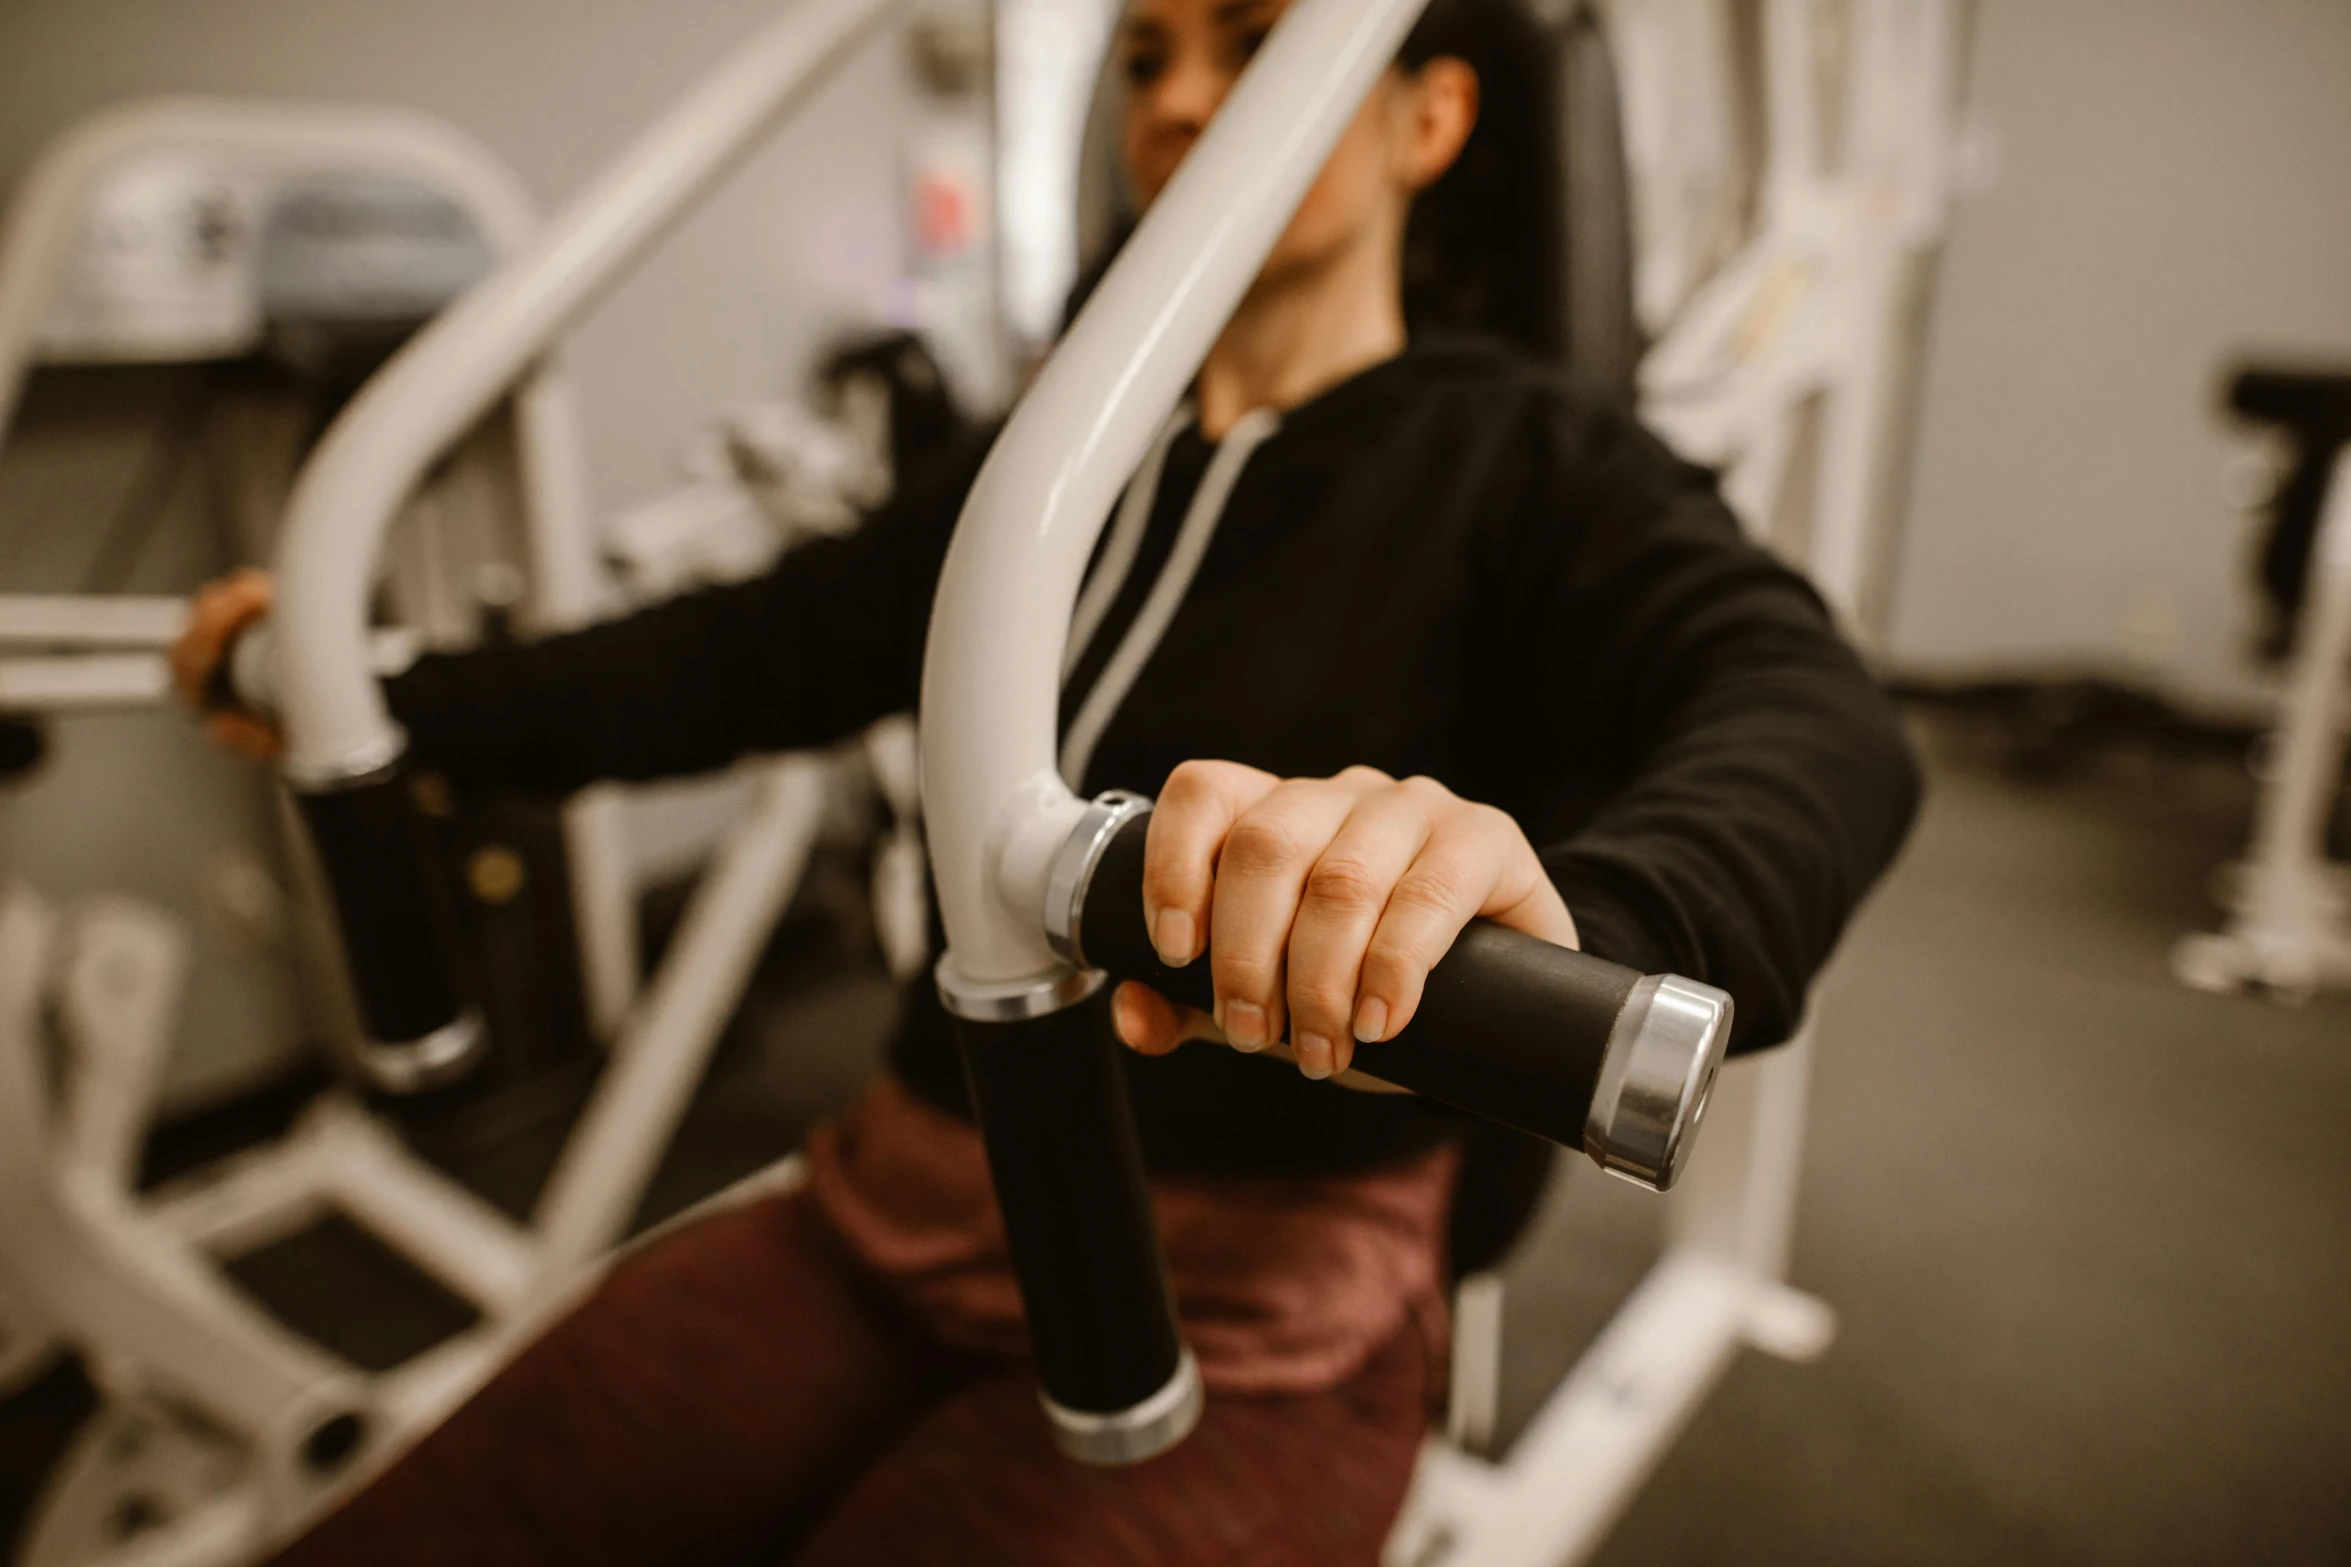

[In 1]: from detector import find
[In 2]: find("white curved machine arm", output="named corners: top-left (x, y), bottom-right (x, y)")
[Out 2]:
top-left (237, 0), bottom-right (902, 1065)
top-left (265, 0), bottom-right (902, 783)
top-left (917, 0), bottom-right (1432, 997)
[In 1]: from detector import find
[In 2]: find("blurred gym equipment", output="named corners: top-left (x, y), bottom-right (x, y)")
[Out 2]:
top-left (2173, 368), bottom-right (2351, 1000)
top-left (0, 96), bottom-right (849, 1565)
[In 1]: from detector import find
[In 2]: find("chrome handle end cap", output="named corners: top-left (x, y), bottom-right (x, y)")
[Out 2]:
top-left (1582, 974), bottom-right (1733, 1193)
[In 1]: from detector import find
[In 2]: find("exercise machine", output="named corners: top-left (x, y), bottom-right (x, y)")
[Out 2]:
top-left (2173, 368), bottom-right (2351, 999)
top-left (0, 100), bottom-right (844, 1566)
top-left (2, 0), bottom-right (1963, 1561)
top-left (210, 0), bottom-right (1725, 1513)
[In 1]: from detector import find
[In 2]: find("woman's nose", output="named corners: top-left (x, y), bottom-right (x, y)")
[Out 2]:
top-left (1145, 50), bottom-right (1228, 137)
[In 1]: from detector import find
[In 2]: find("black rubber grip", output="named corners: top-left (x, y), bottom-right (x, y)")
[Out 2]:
top-left (1077, 809), bottom-right (1637, 1149)
top-left (954, 995), bottom-right (1184, 1418)
top-left (295, 769), bottom-right (467, 1046)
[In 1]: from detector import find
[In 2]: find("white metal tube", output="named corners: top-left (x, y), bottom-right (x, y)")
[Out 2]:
top-left (510, 366), bottom-right (643, 1035)
top-left (0, 654), bottom-right (174, 710)
top-left (529, 760), bottom-right (827, 1284)
top-left (0, 595), bottom-right (187, 647)
top-left (1453, 1251), bottom-right (1756, 1567)
top-left (311, 1103), bottom-right (537, 1314)
top-left (2249, 450), bottom-right (2351, 880)
top-left (919, 0), bottom-right (1432, 988)
top-left (268, 0), bottom-right (903, 783)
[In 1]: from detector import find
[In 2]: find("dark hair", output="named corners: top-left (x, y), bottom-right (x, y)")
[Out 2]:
top-left (1394, 0), bottom-right (1566, 359)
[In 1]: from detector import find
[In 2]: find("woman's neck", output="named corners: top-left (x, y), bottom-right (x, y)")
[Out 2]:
top-left (1195, 230), bottom-right (1406, 441)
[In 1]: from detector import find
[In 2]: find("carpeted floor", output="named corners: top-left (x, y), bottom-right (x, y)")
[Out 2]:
top-left (1535, 709), bottom-right (2351, 1566)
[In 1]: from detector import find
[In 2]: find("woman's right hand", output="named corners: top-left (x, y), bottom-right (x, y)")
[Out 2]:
top-left (171, 567), bottom-right (282, 762)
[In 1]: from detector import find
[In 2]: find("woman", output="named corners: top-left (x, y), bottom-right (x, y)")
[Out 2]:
top-left (176, 0), bottom-right (1918, 1558)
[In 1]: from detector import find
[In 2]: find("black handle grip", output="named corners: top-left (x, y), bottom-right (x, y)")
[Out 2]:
top-left (294, 767), bottom-right (473, 1058)
top-left (1067, 804), bottom-right (1729, 1186)
top-left (952, 994), bottom-right (1197, 1463)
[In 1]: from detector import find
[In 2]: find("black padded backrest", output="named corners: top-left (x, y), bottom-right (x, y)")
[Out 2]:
top-left (1552, 0), bottom-right (1639, 404)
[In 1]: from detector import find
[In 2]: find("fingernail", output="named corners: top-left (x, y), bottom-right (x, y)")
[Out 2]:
top-left (1297, 1032), bottom-right (1334, 1080)
top-left (1352, 997), bottom-right (1388, 1044)
top-left (1153, 909), bottom-right (1197, 967)
top-left (1225, 1001), bottom-right (1266, 1051)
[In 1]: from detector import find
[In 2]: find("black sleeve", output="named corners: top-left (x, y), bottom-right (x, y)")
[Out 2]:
top-left (384, 427), bottom-right (993, 795)
top-left (1487, 395), bottom-right (1922, 1054)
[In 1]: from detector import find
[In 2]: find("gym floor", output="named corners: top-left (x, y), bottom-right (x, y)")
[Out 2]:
top-left (1552, 704), bottom-right (2351, 1566)
top-left (4, 702), bottom-right (2348, 1564)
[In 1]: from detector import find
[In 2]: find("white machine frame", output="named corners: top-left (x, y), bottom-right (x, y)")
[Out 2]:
top-left (2173, 448), bottom-right (2351, 999)
top-left (1386, 3), bottom-right (1968, 1560)
top-left (0, 0), bottom-right (1965, 1560)
top-left (0, 97), bottom-right (850, 1566)
top-left (1629, 0), bottom-right (1970, 640)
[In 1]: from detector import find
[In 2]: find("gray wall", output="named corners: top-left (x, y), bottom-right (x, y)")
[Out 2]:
top-left (1888, 0), bottom-right (2351, 713)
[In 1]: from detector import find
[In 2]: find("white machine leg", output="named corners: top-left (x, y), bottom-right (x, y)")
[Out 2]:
top-left (563, 784), bottom-right (642, 1043)
top-left (863, 715), bottom-right (933, 983)
top-left (17, 1399), bottom-right (253, 1567)
top-left (1387, 1025), bottom-right (1836, 1567)
top-left (529, 757), bottom-right (829, 1283)
top-left (1669, 1023), bottom-right (1810, 1284)
top-left (53, 899), bottom-right (189, 1194)
top-left (1446, 1271), bottom-right (1507, 1454)
top-left (515, 361), bottom-right (641, 1046)
top-left (2175, 449), bottom-right (2351, 998)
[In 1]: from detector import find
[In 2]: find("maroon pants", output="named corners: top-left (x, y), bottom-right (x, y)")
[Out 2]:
top-left (274, 1190), bottom-right (1431, 1566)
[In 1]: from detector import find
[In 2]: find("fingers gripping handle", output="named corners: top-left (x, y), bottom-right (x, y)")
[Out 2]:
top-left (1047, 793), bottom-right (1733, 1192)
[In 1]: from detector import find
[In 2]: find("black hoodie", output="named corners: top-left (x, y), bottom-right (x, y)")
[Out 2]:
top-left (387, 337), bottom-right (1920, 1173)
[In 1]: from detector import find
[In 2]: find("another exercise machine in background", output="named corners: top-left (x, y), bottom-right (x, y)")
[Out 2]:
top-left (2173, 368), bottom-right (2351, 1000)
top-left (0, 95), bottom-right (859, 1566)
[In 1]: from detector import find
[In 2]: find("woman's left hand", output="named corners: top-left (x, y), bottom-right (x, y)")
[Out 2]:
top-left (1109, 761), bottom-right (1578, 1080)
